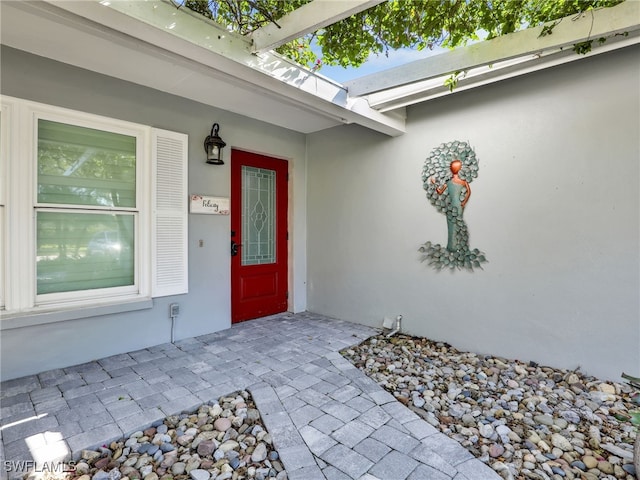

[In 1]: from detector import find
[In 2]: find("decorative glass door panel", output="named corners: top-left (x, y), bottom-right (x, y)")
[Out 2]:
top-left (242, 166), bottom-right (275, 266)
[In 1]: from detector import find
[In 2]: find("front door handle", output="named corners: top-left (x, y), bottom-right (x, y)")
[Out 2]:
top-left (231, 240), bottom-right (242, 257)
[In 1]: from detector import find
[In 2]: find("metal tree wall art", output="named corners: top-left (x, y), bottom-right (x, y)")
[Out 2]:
top-left (420, 140), bottom-right (487, 271)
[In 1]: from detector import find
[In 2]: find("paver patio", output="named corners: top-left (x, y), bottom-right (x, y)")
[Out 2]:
top-left (0, 312), bottom-right (499, 480)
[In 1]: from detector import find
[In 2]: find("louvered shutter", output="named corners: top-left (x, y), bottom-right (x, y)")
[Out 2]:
top-left (152, 128), bottom-right (188, 297)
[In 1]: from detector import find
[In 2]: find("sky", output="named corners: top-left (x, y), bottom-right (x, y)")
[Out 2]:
top-left (315, 45), bottom-right (447, 83)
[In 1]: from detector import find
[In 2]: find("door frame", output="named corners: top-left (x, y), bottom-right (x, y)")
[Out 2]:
top-left (230, 148), bottom-right (289, 323)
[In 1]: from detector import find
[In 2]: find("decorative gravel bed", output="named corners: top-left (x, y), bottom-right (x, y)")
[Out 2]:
top-left (39, 391), bottom-right (286, 480)
top-left (341, 334), bottom-right (638, 480)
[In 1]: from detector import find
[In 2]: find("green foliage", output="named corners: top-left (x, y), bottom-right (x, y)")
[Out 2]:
top-left (177, 0), bottom-right (624, 70)
top-left (539, 21), bottom-right (560, 37)
top-left (573, 39), bottom-right (593, 54)
top-left (179, 0), bottom-right (310, 34)
top-left (444, 71), bottom-right (465, 93)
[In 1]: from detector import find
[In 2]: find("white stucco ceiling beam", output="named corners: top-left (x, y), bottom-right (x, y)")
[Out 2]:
top-left (345, 0), bottom-right (640, 96)
top-left (249, 0), bottom-right (385, 54)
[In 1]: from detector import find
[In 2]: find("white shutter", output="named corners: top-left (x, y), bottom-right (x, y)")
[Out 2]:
top-left (152, 128), bottom-right (188, 297)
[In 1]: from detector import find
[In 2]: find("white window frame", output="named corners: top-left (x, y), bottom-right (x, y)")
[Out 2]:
top-left (31, 107), bottom-right (149, 307)
top-left (1, 96), bottom-right (187, 316)
top-left (0, 103), bottom-right (8, 310)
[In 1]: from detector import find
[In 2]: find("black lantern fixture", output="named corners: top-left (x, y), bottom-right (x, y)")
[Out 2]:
top-left (204, 123), bottom-right (226, 165)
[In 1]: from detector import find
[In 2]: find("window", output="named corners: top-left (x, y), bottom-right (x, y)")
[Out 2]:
top-left (0, 105), bottom-right (6, 310)
top-left (1, 97), bottom-right (188, 315)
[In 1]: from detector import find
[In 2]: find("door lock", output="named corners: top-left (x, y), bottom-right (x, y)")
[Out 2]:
top-left (231, 240), bottom-right (242, 256)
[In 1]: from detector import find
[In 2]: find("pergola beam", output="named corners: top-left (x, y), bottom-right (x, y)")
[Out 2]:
top-left (249, 0), bottom-right (385, 54)
top-left (345, 0), bottom-right (640, 96)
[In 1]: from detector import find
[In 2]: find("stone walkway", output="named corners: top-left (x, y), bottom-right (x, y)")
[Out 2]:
top-left (0, 312), bottom-right (499, 480)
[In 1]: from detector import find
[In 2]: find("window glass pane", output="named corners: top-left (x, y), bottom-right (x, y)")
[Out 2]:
top-left (38, 119), bottom-right (136, 207)
top-left (241, 166), bottom-right (275, 266)
top-left (37, 211), bottom-right (135, 294)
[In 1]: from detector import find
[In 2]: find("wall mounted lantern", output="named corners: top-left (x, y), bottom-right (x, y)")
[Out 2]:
top-left (204, 123), bottom-right (226, 165)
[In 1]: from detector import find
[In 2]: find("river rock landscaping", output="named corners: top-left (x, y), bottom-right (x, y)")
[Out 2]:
top-left (341, 334), bottom-right (638, 480)
top-left (55, 391), bottom-right (286, 480)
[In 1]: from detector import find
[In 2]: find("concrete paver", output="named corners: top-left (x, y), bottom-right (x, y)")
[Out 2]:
top-left (369, 450), bottom-right (420, 480)
top-left (0, 312), bottom-right (500, 480)
top-left (353, 437), bottom-right (391, 463)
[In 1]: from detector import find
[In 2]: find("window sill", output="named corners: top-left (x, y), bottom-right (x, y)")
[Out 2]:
top-left (0, 297), bottom-right (153, 331)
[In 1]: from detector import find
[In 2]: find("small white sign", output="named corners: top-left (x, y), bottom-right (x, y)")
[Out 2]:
top-left (190, 195), bottom-right (230, 215)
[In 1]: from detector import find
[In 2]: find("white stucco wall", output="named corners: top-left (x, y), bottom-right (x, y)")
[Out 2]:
top-left (0, 47), bottom-right (307, 380)
top-left (306, 45), bottom-right (640, 380)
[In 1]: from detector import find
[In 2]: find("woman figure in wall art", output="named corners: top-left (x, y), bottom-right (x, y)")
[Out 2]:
top-left (420, 140), bottom-right (487, 271)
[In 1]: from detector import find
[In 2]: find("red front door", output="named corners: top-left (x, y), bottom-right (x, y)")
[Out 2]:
top-left (231, 150), bottom-right (288, 323)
